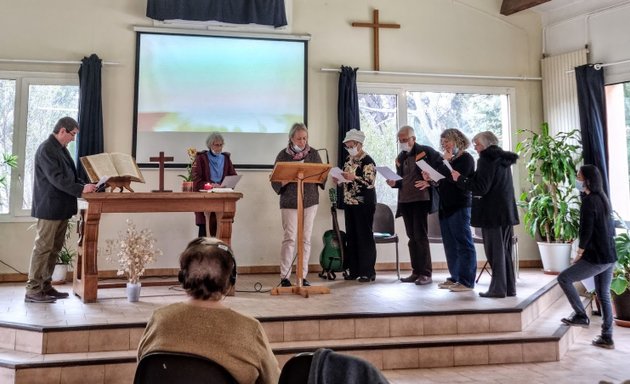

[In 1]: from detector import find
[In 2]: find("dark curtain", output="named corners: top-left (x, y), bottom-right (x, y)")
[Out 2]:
top-left (146, 0), bottom-right (287, 28)
top-left (337, 66), bottom-right (360, 207)
top-left (76, 54), bottom-right (104, 182)
top-left (575, 64), bottom-right (610, 196)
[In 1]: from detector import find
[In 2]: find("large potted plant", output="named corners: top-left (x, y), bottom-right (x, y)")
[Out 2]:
top-left (612, 229), bottom-right (630, 326)
top-left (517, 123), bottom-right (582, 274)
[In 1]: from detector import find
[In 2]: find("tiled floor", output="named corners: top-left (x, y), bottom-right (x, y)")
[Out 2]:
top-left (0, 270), bottom-right (556, 327)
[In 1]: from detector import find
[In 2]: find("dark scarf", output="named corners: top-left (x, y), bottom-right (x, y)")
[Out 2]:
top-left (285, 142), bottom-right (311, 161)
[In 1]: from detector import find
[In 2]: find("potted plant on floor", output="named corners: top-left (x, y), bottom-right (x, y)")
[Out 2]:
top-left (612, 228), bottom-right (630, 326)
top-left (51, 223), bottom-right (76, 284)
top-left (104, 219), bottom-right (162, 302)
top-left (517, 123), bottom-right (582, 274)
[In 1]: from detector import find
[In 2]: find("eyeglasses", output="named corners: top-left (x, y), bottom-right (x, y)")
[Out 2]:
top-left (210, 142), bottom-right (224, 148)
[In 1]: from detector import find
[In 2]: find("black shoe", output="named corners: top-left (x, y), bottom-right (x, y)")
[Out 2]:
top-left (280, 278), bottom-right (292, 287)
top-left (44, 287), bottom-right (70, 299)
top-left (479, 291), bottom-right (506, 298)
top-left (561, 313), bottom-right (590, 328)
top-left (358, 275), bottom-right (376, 283)
top-left (592, 335), bottom-right (614, 349)
top-left (25, 292), bottom-right (57, 303)
top-left (400, 274), bottom-right (419, 283)
top-left (302, 279), bottom-right (311, 287)
top-left (343, 274), bottom-right (357, 281)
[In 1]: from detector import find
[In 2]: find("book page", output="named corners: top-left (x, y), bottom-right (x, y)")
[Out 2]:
top-left (81, 153), bottom-right (118, 182)
top-left (110, 153), bottom-right (145, 183)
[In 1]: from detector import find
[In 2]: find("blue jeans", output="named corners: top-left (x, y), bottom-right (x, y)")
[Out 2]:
top-left (439, 207), bottom-right (477, 288)
top-left (557, 260), bottom-right (615, 337)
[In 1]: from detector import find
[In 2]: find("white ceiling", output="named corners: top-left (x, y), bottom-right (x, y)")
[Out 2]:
top-left (531, 0), bottom-right (630, 25)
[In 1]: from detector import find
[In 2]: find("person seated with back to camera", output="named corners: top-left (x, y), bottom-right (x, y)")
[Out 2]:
top-left (137, 237), bottom-right (280, 384)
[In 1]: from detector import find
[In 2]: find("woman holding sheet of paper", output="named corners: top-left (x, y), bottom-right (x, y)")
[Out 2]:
top-left (333, 129), bottom-right (377, 282)
top-left (423, 129), bottom-right (477, 292)
top-left (192, 132), bottom-right (237, 237)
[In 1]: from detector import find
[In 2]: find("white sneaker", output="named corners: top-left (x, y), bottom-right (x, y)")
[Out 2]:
top-left (449, 283), bottom-right (473, 292)
top-left (438, 280), bottom-right (456, 289)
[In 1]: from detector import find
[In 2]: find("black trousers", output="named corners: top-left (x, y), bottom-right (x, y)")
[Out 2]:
top-left (399, 201), bottom-right (432, 277)
top-left (481, 225), bottom-right (516, 296)
top-left (344, 203), bottom-right (377, 277)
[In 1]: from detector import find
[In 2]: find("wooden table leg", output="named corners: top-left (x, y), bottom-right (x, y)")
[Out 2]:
top-left (73, 205), bottom-right (102, 303)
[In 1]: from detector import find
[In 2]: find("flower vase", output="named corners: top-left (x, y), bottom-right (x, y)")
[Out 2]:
top-left (126, 282), bottom-right (141, 302)
top-left (182, 181), bottom-right (194, 192)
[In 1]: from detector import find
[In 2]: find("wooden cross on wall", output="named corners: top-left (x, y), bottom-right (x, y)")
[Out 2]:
top-left (351, 9), bottom-right (400, 71)
top-left (149, 151), bottom-right (174, 192)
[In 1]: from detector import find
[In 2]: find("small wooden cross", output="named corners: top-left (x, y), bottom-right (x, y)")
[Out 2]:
top-left (149, 151), bottom-right (174, 192)
top-left (351, 9), bottom-right (400, 71)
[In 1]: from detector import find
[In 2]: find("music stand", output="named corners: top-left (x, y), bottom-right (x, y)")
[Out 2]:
top-left (270, 162), bottom-right (332, 298)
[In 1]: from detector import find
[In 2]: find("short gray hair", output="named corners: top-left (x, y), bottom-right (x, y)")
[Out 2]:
top-left (397, 125), bottom-right (415, 138)
top-left (206, 132), bottom-right (225, 149)
top-left (288, 123), bottom-right (308, 139)
top-left (472, 131), bottom-right (499, 148)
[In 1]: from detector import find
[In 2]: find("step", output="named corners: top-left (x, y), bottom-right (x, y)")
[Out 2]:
top-left (0, 280), bottom-right (564, 355)
top-left (0, 294), bottom-right (590, 384)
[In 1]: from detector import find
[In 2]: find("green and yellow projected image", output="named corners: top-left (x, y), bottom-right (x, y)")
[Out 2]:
top-left (136, 33), bottom-right (305, 134)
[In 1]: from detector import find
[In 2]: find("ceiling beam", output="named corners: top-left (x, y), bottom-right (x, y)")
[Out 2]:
top-left (500, 0), bottom-right (551, 15)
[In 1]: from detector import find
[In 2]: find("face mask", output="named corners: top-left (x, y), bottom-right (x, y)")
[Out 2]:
top-left (576, 179), bottom-right (585, 192)
top-left (292, 144), bottom-right (304, 153)
top-left (346, 147), bottom-right (359, 157)
top-left (399, 142), bottom-right (411, 153)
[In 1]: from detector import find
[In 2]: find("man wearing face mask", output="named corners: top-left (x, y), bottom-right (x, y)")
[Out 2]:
top-left (192, 132), bottom-right (237, 237)
top-left (386, 126), bottom-right (445, 285)
top-left (271, 123), bottom-right (323, 287)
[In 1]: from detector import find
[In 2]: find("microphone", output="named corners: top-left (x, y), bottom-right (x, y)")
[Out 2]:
top-left (316, 148), bottom-right (330, 164)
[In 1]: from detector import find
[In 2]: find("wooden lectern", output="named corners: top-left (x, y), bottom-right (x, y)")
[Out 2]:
top-left (270, 162), bottom-right (332, 298)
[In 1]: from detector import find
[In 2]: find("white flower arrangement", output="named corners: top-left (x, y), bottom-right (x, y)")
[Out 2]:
top-left (104, 219), bottom-right (162, 284)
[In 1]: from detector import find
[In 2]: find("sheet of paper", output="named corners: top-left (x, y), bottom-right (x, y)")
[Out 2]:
top-left (96, 176), bottom-right (109, 188)
top-left (416, 160), bottom-right (445, 181)
top-left (329, 167), bottom-right (351, 183)
top-left (442, 159), bottom-right (454, 172)
top-left (375, 166), bottom-right (402, 181)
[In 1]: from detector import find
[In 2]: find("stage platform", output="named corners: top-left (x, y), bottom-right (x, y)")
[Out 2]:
top-left (0, 269), bottom-right (602, 383)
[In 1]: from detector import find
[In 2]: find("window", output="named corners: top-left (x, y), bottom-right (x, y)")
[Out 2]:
top-left (606, 81), bottom-right (630, 220)
top-left (0, 72), bottom-right (79, 220)
top-left (358, 83), bottom-right (514, 206)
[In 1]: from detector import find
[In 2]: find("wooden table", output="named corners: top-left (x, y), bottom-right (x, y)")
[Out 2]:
top-left (73, 192), bottom-right (243, 303)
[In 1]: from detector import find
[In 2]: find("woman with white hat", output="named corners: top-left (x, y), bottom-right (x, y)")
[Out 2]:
top-left (334, 129), bottom-right (377, 282)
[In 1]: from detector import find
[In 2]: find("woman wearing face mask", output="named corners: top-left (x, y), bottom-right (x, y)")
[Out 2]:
top-left (557, 165), bottom-right (617, 349)
top-left (271, 123), bottom-right (323, 287)
top-left (192, 132), bottom-right (237, 237)
top-left (333, 129), bottom-right (377, 282)
top-left (425, 128), bottom-right (477, 292)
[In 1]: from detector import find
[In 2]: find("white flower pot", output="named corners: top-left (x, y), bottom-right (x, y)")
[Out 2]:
top-left (537, 242), bottom-right (572, 274)
top-left (51, 264), bottom-right (68, 284)
top-left (126, 282), bottom-right (141, 302)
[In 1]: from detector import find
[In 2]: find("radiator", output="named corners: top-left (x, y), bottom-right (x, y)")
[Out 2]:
top-left (541, 49), bottom-right (588, 136)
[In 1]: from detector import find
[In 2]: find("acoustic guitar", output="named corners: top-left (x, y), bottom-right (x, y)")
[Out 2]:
top-left (318, 188), bottom-right (347, 280)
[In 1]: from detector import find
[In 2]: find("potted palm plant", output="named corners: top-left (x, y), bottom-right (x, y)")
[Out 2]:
top-left (516, 123), bottom-right (582, 274)
top-left (0, 153), bottom-right (18, 188)
top-left (612, 228), bottom-right (630, 326)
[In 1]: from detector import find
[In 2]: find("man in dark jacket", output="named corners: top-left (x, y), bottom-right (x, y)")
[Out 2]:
top-left (452, 131), bottom-right (519, 298)
top-left (25, 117), bottom-right (97, 303)
top-left (386, 126), bottom-right (444, 285)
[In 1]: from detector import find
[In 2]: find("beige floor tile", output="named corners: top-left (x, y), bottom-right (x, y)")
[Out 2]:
top-left (89, 329), bottom-right (131, 352)
top-left (0, 327), bottom-right (16, 350)
top-left (390, 316), bottom-right (423, 337)
top-left (454, 345), bottom-right (488, 366)
top-left (319, 318), bottom-right (355, 340)
top-left (104, 362), bottom-right (136, 384)
top-left (423, 315), bottom-right (457, 335)
top-left (283, 320), bottom-right (319, 342)
top-left (522, 341), bottom-right (557, 363)
top-left (383, 348), bottom-right (419, 369)
top-left (15, 329), bottom-right (43, 354)
top-left (419, 346), bottom-right (454, 368)
top-left (61, 365), bottom-right (105, 384)
top-left (345, 349), bottom-right (384, 370)
top-left (457, 314), bottom-right (489, 334)
top-left (46, 330), bottom-right (90, 353)
top-left (355, 317), bottom-right (390, 338)
top-left (15, 367), bottom-right (62, 383)
top-left (488, 343), bottom-right (523, 364)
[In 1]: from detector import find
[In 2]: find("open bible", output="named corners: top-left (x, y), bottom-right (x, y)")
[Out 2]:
top-left (81, 153), bottom-right (145, 192)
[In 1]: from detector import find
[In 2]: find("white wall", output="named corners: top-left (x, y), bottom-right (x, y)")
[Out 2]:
top-left (0, 0), bottom-right (544, 275)
top-left (542, 1), bottom-right (630, 84)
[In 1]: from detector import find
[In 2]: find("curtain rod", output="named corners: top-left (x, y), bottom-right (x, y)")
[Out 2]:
top-left (320, 67), bottom-right (542, 81)
top-left (0, 59), bottom-right (120, 65)
top-left (566, 58), bottom-right (630, 74)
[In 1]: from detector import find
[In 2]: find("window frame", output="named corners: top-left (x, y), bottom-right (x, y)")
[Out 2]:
top-left (0, 71), bottom-right (79, 222)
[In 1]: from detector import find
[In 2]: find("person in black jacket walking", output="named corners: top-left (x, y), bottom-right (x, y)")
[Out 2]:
top-left (26, 117), bottom-right (97, 303)
top-left (452, 131), bottom-right (519, 298)
top-left (557, 165), bottom-right (617, 349)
